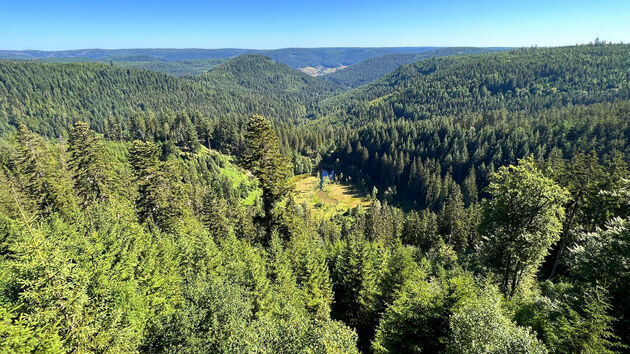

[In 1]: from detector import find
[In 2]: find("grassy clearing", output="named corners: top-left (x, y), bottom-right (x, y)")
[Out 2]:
top-left (211, 150), bottom-right (261, 205)
top-left (293, 174), bottom-right (370, 218)
top-left (196, 148), bottom-right (261, 206)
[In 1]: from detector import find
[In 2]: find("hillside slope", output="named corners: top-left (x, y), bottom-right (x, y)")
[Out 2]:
top-left (113, 58), bottom-right (226, 77)
top-left (0, 47), bottom-right (441, 70)
top-left (321, 47), bottom-right (495, 88)
top-left (193, 54), bottom-right (343, 105)
top-left (0, 59), bottom-right (323, 136)
top-left (318, 44), bottom-right (630, 123)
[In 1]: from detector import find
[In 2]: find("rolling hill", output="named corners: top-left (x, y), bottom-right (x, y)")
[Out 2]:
top-left (318, 44), bottom-right (630, 123)
top-left (193, 54), bottom-right (343, 104)
top-left (321, 47), bottom-right (497, 88)
top-left (113, 58), bottom-right (227, 77)
top-left (0, 56), bottom-right (340, 136)
top-left (0, 47), bottom-right (441, 72)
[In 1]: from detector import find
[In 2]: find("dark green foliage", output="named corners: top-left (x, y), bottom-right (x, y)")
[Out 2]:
top-left (514, 282), bottom-right (621, 353)
top-left (322, 44), bottom-right (630, 120)
top-left (0, 58), bottom-right (336, 137)
top-left (322, 47), bottom-right (494, 88)
top-left (255, 46), bottom-right (438, 69)
top-left (329, 236), bottom-right (384, 350)
top-left (318, 45), bottom-right (630, 211)
top-left (321, 98), bottom-right (630, 212)
top-left (0, 46), bottom-right (440, 69)
top-left (243, 115), bottom-right (292, 239)
top-left (0, 48), bottom-right (251, 61)
top-left (129, 140), bottom-right (189, 230)
top-left (114, 58), bottom-right (226, 77)
top-left (193, 55), bottom-right (343, 107)
top-left (1, 43), bottom-right (630, 352)
top-left (401, 209), bottom-right (439, 250)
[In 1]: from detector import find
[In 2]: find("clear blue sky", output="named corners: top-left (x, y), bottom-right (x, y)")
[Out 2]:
top-left (1, 0), bottom-right (629, 50)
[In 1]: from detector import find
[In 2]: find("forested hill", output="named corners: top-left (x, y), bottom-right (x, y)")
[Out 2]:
top-left (113, 58), bottom-right (227, 77)
top-left (319, 44), bottom-right (630, 123)
top-left (0, 57), bottom-right (336, 137)
top-left (321, 47), bottom-right (495, 88)
top-left (0, 47), bottom-right (441, 69)
top-left (0, 48), bottom-right (252, 61)
top-left (253, 46), bottom-right (439, 68)
top-left (192, 54), bottom-right (343, 104)
top-left (1, 43), bottom-right (630, 353)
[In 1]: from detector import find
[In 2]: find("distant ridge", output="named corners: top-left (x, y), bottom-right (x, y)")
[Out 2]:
top-left (321, 47), bottom-right (498, 88)
top-left (0, 47), bottom-right (446, 69)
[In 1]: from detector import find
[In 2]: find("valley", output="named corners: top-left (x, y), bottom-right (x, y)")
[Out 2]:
top-left (0, 42), bottom-right (629, 353)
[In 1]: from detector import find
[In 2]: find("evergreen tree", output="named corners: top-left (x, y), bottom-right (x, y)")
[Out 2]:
top-left (68, 121), bottom-right (112, 208)
top-left (129, 140), bottom-right (188, 230)
top-left (14, 124), bottom-right (73, 217)
top-left (243, 114), bottom-right (292, 240)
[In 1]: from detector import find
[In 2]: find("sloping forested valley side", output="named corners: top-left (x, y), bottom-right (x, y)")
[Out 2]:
top-left (0, 44), bottom-right (629, 353)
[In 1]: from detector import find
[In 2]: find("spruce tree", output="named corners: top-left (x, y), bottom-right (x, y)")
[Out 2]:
top-left (129, 140), bottom-right (187, 230)
top-left (68, 121), bottom-right (111, 208)
top-left (14, 124), bottom-right (71, 217)
top-left (243, 114), bottom-right (292, 240)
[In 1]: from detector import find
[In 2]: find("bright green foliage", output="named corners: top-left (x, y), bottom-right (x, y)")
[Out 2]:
top-left (14, 124), bottom-right (75, 217)
top-left (447, 288), bottom-right (547, 354)
top-left (200, 193), bottom-right (233, 239)
top-left (129, 140), bottom-right (189, 230)
top-left (68, 121), bottom-right (112, 207)
top-left (372, 270), bottom-right (477, 353)
top-left (0, 124), bottom-right (361, 352)
top-left (285, 231), bottom-right (334, 319)
top-left (243, 114), bottom-right (292, 240)
top-left (542, 152), bottom-right (630, 279)
top-left (569, 216), bottom-right (630, 346)
top-left (0, 305), bottom-right (62, 353)
top-left (480, 157), bottom-right (569, 297)
top-left (1, 43), bottom-right (630, 352)
top-left (377, 241), bottom-right (423, 308)
top-left (2, 201), bottom-right (179, 352)
top-left (513, 281), bottom-right (621, 353)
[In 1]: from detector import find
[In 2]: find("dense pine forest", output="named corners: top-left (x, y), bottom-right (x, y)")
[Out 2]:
top-left (321, 47), bottom-right (495, 88)
top-left (0, 43), bottom-right (629, 353)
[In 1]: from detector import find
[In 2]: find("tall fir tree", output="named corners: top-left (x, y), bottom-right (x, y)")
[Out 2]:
top-left (68, 121), bottom-right (112, 208)
top-left (243, 114), bottom-right (292, 241)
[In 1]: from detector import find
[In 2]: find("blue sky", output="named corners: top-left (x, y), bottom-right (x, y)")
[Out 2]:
top-left (1, 0), bottom-right (629, 50)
